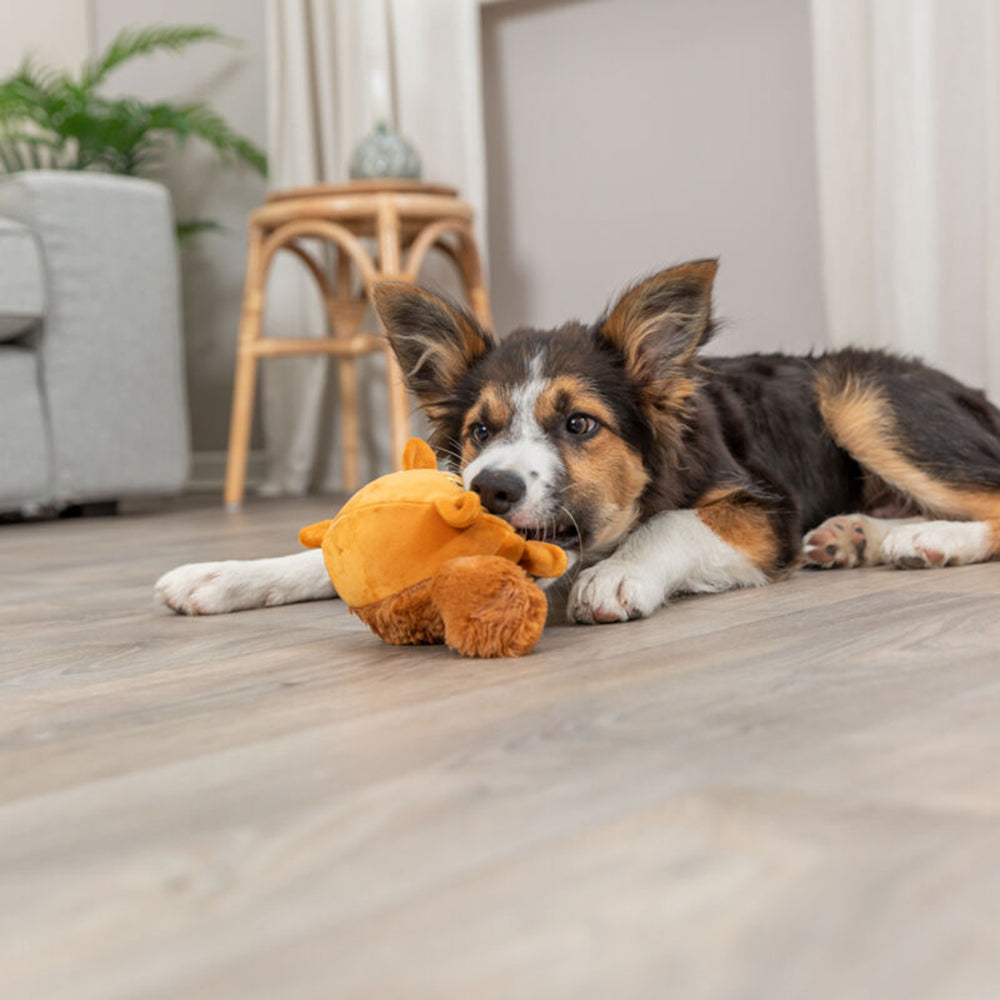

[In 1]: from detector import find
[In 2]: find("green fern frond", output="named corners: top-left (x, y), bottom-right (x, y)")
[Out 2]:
top-left (176, 218), bottom-right (225, 242)
top-left (0, 66), bottom-right (50, 119)
top-left (148, 102), bottom-right (266, 175)
top-left (82, 25), bottom-right (234, 88)
top-left (10, 57), bottom-right (63, 97)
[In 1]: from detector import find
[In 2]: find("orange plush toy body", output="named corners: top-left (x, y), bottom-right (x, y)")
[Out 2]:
top-left (299, 439), bottom-right (567, 657)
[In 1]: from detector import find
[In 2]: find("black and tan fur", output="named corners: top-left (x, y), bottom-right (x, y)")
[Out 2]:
top-left (374, 259), bottom-right (1000, 600)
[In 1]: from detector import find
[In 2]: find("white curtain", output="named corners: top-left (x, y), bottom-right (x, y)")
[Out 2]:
top-left (811, 0), bottom-right (1000, 401)
top-left (260, 0), bottom-right (487, 495)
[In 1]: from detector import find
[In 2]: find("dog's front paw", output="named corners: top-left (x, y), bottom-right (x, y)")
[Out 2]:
top-left (155, 561), bottom-right (263, 615)
top-left (568, 560), bottom-right (663, 625)
top-left (155, 551), bottom-right (336, 615)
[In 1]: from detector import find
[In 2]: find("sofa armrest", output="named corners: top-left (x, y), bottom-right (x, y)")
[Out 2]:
top-left (0, 172), bottom-right (190, 502)
top-left (0, 217), bottom-right (44, 341)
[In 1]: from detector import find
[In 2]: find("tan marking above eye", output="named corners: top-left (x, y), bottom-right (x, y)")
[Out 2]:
top-left (534, 377), bottom-right (619, 434)
top-left (463, 384), bottom-right (512, 439)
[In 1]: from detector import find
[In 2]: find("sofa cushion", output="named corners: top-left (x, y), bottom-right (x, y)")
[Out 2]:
top-left (0, 345), bottom-right (50, 508)
top-left (0, 216), bottom-right (44, 342)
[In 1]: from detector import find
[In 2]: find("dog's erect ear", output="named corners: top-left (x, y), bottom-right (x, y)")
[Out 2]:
top-left (597, 259), bottom-right (719, 381)
top-left (372, 283), bottom-right (495, 411)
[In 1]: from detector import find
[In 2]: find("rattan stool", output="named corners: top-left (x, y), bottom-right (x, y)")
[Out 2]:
top-left (223, 179), bottom-right (492, 509)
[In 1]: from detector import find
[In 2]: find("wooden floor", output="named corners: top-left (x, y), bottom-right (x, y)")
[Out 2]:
top-left (2, 496), bottom-right (1000, 999)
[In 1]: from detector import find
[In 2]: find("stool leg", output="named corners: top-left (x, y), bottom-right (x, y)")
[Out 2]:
top-left (329, 251), bottom-right (367, 492)
top-left (468, 285), bottom-right (492, 330)
top-left (455, 227), bottom-right (494, 332)
top-left (384, 348), bottom-right (411, 468)
top-left (224, 227), bottom-right (265, 509)
top-left (224, 352), bottom-right (259, 510)
top-left (337, 356), bottom-right (361, 492)
top-left (376, 197), bottom-right (411, 467)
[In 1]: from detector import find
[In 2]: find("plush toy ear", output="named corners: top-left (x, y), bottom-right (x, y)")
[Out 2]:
top-left (433, 490), bottom-right (482, 528)
top-left (520, 540), bottom-right (568, 579)
top-left (402, 438), bottom-right (437, 471)
top-left (299, 519), bottom-right (334, 548)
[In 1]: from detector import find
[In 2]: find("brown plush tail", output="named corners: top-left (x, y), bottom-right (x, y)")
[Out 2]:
top-left (430, 556), bottom-right (548, 658)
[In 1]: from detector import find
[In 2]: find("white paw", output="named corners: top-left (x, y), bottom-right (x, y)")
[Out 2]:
top-left (157, 550), bottom-right (336, 615)
top-left (881, 521), bottom-right (990, 569)
top-left (155, 561), bottom-right (263, 615)
top-left (154, 550), bottom-right (336, 615)
top-left (568, 559), bottom-right (663, 625)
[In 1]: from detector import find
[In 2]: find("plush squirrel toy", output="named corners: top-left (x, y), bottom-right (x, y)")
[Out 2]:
top-left (299, 439), bottom-right (567, 658)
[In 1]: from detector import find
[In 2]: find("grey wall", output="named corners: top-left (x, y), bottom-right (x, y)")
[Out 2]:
top-left (481, 0), bottom-right (827, 356)
top-left (0, 0), bottom-right (89, 75)
top-left (76, 0), bottom-right (825, 458)
top-left (92, 0), bottom-right (267, 454)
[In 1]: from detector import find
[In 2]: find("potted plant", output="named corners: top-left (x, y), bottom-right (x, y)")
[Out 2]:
top-left (0, 24), bottom-right (266, 235)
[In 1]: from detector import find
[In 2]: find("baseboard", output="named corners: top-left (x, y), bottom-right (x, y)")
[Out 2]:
top-left (188, 450), bottom-right (268, 492)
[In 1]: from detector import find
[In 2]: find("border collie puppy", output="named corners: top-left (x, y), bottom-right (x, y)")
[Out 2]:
top-left (157, 260), bottom-right (1000, 622)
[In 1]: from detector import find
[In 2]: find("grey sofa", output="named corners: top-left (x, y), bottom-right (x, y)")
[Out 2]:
top-left (0, 172), bottom-right (189, 513)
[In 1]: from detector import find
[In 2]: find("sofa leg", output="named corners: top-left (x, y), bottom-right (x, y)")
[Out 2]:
top-left (59, 500), bottom-right (119, 518)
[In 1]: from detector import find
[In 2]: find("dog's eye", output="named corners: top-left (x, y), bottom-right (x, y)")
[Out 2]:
top-left (565, 413), bottom-right (598, 437)
top-left (470, 422), bottom-right (491, 444)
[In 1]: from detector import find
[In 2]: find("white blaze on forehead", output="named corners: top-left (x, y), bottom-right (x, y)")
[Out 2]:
top-left (462, 351), bottom-right (563, 523)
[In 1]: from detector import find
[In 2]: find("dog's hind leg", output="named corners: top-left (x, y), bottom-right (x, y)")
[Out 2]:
top-left (811, 353), bottom-right (1000, 569)
top-left (880, 519), bottom-right (994, 567)
top-left (803, 513), bottom-right (923, 568)
top-left (803, 512), bottom-right (994, 569)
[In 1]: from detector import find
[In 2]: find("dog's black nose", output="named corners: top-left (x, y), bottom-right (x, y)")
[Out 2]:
top-left (470, 469), bottom-right (525, 515)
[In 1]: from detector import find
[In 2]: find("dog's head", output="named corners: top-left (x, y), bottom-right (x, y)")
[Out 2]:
top-left (373, 259), bottom-right (718, 564)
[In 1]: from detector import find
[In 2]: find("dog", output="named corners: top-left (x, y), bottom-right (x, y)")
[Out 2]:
top-left (156, 259), bottom-right (1000, 622)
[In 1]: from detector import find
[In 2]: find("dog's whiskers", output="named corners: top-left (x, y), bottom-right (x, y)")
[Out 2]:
top-left (436, 437), bottom-right (465, 470)
top-left (558, 504), bottom-right (586, 565)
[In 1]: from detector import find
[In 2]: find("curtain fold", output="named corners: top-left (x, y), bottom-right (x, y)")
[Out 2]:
top-left (260, 0), bottom-right (487, 495)
top-left (811, 0), bottom-right (1000, 400)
